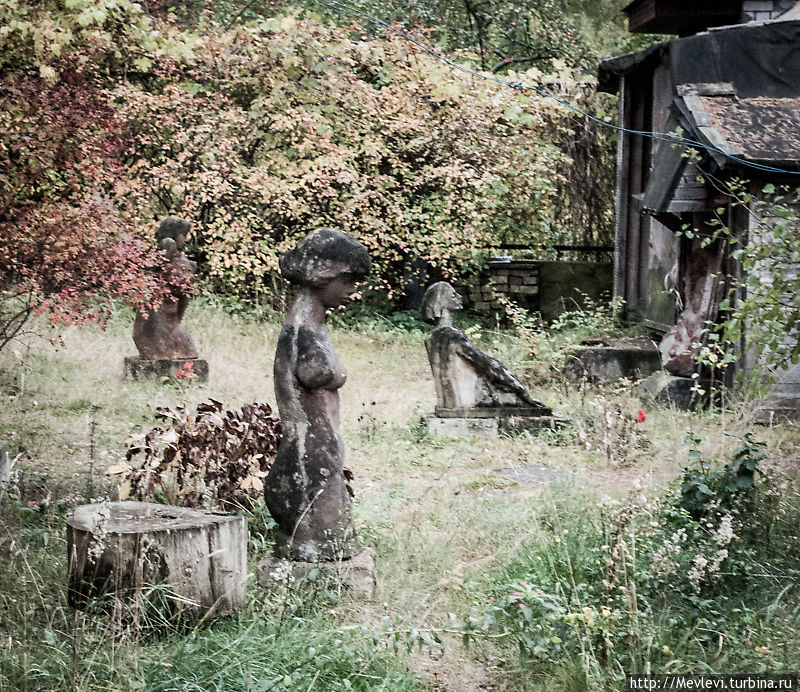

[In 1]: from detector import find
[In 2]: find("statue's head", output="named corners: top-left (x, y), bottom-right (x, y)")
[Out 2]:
top-left (279, 228), bottom-right (371, 288)
top-left (421, 282), bottom-right (463, 324)
top-left (156, 216), bottom-right (191, 250)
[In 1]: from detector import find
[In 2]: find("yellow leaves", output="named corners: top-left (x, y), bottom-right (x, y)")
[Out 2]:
top-left (133, 57), bottom-right (151, 72)
top-left (106, 14), bottom-right (584, 302)
top-left (431, 81), bottom-right (462, 103)
top-left (38, 64), bottom-right (57, 82)
top-left (238, 474), bottom-right (264, 492)
top-left (279, 16), bottom-right (297, 33)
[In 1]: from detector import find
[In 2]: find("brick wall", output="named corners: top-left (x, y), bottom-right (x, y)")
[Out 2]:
top-left (458, 261), bottom-right (540, 314)
top-left (457, 260), bottom-right (613, 321)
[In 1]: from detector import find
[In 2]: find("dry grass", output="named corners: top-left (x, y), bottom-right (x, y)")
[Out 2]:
top-left (1, 300), bottom-right (799, 690)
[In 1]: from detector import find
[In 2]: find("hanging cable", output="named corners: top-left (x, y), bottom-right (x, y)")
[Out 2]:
top-left (315, 0), bottom-right (800, 177)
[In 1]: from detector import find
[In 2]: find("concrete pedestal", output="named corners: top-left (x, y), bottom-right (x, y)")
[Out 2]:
top-left (257, 547), bottom-right (376, 600)
top-left (424, 407), bottom-right (568, 438)
top-left (124, 357), bottom-right (209, 382)
top-left (565, 339), bottom-right (662, 382)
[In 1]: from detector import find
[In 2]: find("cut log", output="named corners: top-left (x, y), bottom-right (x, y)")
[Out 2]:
top-left (67, 501), bottom-right (247, 619)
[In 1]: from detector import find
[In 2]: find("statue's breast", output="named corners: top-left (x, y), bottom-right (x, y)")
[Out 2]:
top-left (427, 326), bottom-right (468, 361)
top-left (295, 326), bottom-right (347, 391)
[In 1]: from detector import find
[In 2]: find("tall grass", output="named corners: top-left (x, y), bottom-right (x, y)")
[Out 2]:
top-left (1, 300), bottom-right (799, 690)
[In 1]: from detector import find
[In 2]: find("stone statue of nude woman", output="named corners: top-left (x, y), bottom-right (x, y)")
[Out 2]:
top-left (421, 281), bottom-right (549, 416)
top-left (264, 228), bottom-right (371, 561)
top-left (132, 216), bottom-right (198, 360)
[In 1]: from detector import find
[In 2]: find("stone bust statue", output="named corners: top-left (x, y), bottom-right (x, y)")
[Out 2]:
top-left (264, 227), bottom-right (371, 561)
top-left (133, 216), bottom-right (199, 360)
top-left (421, 281), bottom-right (545, 413)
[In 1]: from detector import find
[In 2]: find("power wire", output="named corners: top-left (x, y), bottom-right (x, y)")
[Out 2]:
top-left (316, 0), bottom-right (800, 177)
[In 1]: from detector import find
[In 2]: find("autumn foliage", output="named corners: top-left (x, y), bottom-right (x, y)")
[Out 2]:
top-left (112, 17), bottom-right (580, 300)
top-left (2, 0), bottom-right (614, 330)
top-left (0, 0), bottom-right (181, 349)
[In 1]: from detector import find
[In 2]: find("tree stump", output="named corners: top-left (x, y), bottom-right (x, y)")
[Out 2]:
top-left (67, 501), bottom-right (247, 620)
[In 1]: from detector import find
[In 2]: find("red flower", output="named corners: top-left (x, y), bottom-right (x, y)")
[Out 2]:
top-left (174, 361), bottom-right (195, 380)
top-left (636, 410), bottom-right (646, 424)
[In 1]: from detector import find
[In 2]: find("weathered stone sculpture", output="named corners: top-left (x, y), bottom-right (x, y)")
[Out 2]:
top-left (264, 228), bottom-right (371, 563)
top-left (421, 281), bottom-right (559, 436)
top-left (124, 216), bottom-right (208, 381)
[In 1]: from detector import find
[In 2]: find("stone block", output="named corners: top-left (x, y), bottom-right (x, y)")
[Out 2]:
top-left (124, 357), bottom-right (209, 382)
top-left (565, 341), bottom-right (661, 382)
top-left (637, 371), bottom-right (709, 410)
top-left (426, 416), bottom-right (499, 437)
top-left (473, 302), bottom-right (491, 313)
top-left (257, 547), bottom-right (376, 600)
top-left (524, 275), bottom-right (539, 285)
top-left (536, 261), bottom-right (613, 323)
top-left (516, 286), bottom-right (538, 295)
top-left (510, 277), bottom-right (523, 286)
top-left (424, 413), bottom-right (568, 438)
top-left (498, 415), bottom-right (569, 434)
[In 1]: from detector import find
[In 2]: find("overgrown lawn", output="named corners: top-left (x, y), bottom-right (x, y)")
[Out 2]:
top-left (1, 301), bottom-right (799, 691)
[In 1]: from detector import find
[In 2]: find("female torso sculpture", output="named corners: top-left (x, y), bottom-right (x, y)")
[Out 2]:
top-left (265, 228), bottom-right (370, 561)
top-left (133, 216), bottom-right (198, 360)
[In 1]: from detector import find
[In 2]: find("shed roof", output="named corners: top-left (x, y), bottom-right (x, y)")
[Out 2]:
top-left (599, 19), bottom-right (800, 175)
top-left (598, 20), bottom-right (800, 97)
top-left (684, 88), bottom-right (800, 166)
top-left (640, 82), bottom-right (800, 215)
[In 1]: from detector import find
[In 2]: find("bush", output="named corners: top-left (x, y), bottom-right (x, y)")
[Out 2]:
top-left (111, 15), bottom-right (612, 303)
top-left (120, 399), bottom-right (282, 511)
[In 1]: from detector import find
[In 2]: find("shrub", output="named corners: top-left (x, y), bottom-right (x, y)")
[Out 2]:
top-left (119, 399), bottom-right (282, 511)
top-left (110, 15), bottom-right (610, 303)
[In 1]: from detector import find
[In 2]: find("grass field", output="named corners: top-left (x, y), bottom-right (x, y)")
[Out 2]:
top-left (1, 299), bottom-right (799, 691)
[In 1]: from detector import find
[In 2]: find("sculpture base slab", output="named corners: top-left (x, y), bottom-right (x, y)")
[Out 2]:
top-left (124, 357), bottom-right (209, 382)
top-left (257, 547), bottom-right (376, 600)
top-left (424, 413), bottom-right (568, 438)
top-left (434, 405), bottom-right (552, 418)
top-left (637, 371), bottom-right (709, 410)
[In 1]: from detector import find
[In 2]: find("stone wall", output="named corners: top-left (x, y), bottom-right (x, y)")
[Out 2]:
top-left (460, 261), bottom-right (541, 314)
top-left (457, 260), bottom-right (613, 322)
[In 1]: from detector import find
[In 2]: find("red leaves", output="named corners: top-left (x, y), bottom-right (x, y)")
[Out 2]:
top-left (636, 410), bottom-right (646, 424)
top-left (1, 73), bottom-right (163, 336)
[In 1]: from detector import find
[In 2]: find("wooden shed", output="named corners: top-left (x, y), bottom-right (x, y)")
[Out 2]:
top-left (598, 6), bottom-right (800, 417)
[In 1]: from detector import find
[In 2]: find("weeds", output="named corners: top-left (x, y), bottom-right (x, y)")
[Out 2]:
top-left (457, 435), bottom-right (800, 690)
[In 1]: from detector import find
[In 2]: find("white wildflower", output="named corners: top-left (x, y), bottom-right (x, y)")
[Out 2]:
top-left (688, 553), bottom-right (709, 594)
